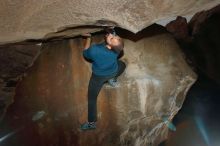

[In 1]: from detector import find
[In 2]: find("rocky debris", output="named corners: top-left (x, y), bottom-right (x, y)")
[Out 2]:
top-left (166, 16), bottom-right (190, 40)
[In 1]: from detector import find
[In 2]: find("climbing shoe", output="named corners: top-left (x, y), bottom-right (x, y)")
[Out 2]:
top-left (107, 78), bottom-right (119, 87)
top-left (80, 122), bottom-right (96, 131)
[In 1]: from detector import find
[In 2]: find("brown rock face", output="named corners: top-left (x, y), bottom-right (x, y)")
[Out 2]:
top-left (0, 0), bottom-right (220, 44)
top-left (5, 33), bottom-right (196, 146)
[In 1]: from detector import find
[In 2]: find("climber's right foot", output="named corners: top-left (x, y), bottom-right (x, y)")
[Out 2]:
top-left (107, 78), bottom-right (119, 87)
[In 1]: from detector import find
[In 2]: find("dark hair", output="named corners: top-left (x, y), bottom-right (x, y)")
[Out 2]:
top-left (105, 28), bottom-right (116, 35)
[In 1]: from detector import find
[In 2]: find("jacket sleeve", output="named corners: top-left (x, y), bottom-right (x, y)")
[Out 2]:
top-left (83, 46), bottom-right (93, 59)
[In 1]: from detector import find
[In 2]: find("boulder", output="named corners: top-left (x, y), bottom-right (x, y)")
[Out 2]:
top-left (7, 33), bottom-right (196, 146)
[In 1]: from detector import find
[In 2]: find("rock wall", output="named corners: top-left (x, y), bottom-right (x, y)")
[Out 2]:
top-left (0, 44), bottom-right (40, 121)
top-left (5, 33), bottom-right (196, 146)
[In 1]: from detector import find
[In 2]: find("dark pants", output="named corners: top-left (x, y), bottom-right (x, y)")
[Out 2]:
top-left (88, 60), bottom-right (126, 122)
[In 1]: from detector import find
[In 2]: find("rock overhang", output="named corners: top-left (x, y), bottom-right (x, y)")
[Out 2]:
top-left (0, 0), bottom-right (219, 44)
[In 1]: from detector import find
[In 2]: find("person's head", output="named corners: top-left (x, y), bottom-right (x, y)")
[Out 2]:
top-left (105, 33), bottom-right (124, 53)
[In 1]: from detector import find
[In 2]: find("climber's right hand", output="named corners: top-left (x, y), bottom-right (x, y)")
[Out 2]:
top-left (82, 33), bottom-right (92, 50)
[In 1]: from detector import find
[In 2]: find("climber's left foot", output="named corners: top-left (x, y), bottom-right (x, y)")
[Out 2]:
top-left (80, 122), bottom-right (96, 131)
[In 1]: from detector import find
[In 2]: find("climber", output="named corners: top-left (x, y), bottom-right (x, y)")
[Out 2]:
top-left (80, 29), bottom-right (126, 131)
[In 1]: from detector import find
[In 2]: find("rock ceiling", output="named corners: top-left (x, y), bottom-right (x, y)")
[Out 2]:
top-left (0, 0), bottom-right (220, 44)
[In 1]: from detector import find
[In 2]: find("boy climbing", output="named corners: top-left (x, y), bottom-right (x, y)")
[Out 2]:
top-left (80, 29), bottom-right (126, 131)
